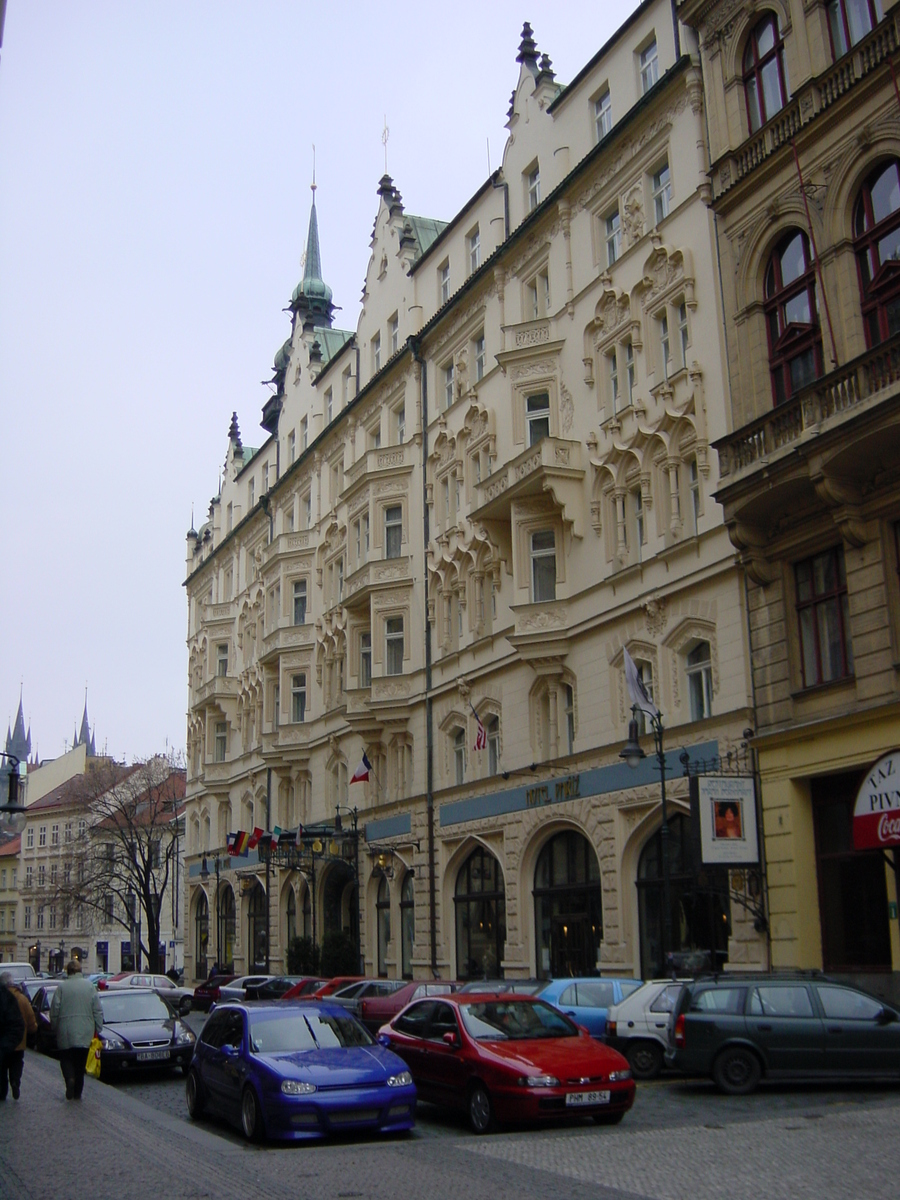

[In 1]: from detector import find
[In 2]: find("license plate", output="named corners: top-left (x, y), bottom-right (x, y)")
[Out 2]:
top-left (566, 1089), bottom-right (610, 1106)
top-left (136, 1050), bottom-right (170, 1062)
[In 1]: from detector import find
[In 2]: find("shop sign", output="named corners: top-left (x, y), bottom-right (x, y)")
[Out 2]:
top-left (853, 751), bottom-right (900, 849)
top-left (691, 775), bottom-right (759, 866)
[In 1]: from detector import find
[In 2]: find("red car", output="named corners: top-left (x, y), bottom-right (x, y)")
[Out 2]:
top-left (309, 975), bottom-right (365, 999)
top-left (359, 980), bottom-right (460, 1033)
top-left (192, 974), bottom-right (237, 1013)
top-left (380, 993), bottom-right (635, 1133)
top-left (278, 977), bottom-right (329, 1000)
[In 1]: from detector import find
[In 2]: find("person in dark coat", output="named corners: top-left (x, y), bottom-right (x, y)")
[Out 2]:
top-left (50, 959), bottom-right (103, 1100)
top-left (0, 974), bottom-right (37, 1099)
top-left (0, 977), bottom-right (26, 1101)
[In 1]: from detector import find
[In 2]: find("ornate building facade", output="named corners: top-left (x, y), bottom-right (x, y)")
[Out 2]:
top-left (183, 3), bottom-right (764, 985)
top-left (679, 0), bottom-right (900, 996)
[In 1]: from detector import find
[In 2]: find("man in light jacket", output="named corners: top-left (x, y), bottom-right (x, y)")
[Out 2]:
top-left (50, 959), bottom-right (103, 1100)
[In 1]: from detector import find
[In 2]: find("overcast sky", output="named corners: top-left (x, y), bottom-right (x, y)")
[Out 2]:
top-left (0, 1), bottom-right (637, 763)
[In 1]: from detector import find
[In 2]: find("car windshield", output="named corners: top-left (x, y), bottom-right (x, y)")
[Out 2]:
top-left (459, 999), bottom-right (577, 1041)
top-left (249, 1011), bottom-right (374, 1053)
top-left (101, 992), bottom-right (171, 1022)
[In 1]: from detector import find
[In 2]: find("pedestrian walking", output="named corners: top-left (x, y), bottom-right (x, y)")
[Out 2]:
top-left (0, 976), bottom-right (25, 1102)
top-left (49, 959), bottom-right (103, 1100)
top-left (0, 974), bottom-right (37, 1100)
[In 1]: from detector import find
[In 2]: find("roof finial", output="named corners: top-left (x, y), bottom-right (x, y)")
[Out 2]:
top-left (311, 143), bottom-right (316, 196)
top-left (382, 115), bottom-right (389, 175)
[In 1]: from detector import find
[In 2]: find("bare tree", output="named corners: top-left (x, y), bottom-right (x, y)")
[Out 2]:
top-left (56, 755), bottom-right (185, 973)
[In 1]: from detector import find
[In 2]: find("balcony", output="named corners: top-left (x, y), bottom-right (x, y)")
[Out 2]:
top-left (472, 437), bottom-right (585, 536)
top-left (264, 529), bottom-right (315, 565)
top-left (200, 599), bottom-right (236, 627)
top-left (191, 674), bottom-right (238, 710)
top-left (343, 555), bottom-right (412, 611)
top-left (260, 616), bottom-right (315, 662)
top-left (343, 442), bottom-right (412, 497)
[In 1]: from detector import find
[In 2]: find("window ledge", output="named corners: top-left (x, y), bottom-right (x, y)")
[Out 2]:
top-left (789, 676), bottom-right (856, 701)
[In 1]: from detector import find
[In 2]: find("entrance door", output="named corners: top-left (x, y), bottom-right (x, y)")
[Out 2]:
top-left (550, 914), bottom-right (590, 978)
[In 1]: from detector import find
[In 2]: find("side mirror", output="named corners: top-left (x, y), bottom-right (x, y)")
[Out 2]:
top-left (876, 1007), bottom-right (898, 1025)
top-left (377, 1032), bottom-right (391, 1047)
top-left (442, 1031), bottom-right (458, 1048)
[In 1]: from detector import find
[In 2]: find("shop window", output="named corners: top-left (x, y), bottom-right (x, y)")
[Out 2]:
top-left (454, 847), bottom-right (506, 980)
top-left (400, 873), bottom-right (415, 979)
top-left (534, 831), bottom-right (602, 978)
top-left (376, 875), bottom-right (391, 977)
top-left (854, 159), bottom-right (900, 347)
top-left (743, 14), bottom-right (789, 133)
top-left (765, 230), bottom-right (823, 405)
top-left (794, 547), bottom-right (854, 688)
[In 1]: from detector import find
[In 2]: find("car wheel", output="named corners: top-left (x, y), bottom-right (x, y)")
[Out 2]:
top-left (185, 1068), bottom-right (205, 1118)
top-left (467, 1082), bottom-right (494, 1134)
top-left (626, 1040), bottom-right (664, 1081)
top-left (180, 998), bottom-right (192, 1016)
top-left (241, 1086), bottom-right (264, 1142)
top-left (712, 1046), bottom-right (762, 1096)
top-left (592, 1110), bottom-right (625, 1125)
top-left (180, 1062), bottom-right (191, 1078)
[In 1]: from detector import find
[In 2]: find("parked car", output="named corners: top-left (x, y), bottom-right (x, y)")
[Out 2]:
top-left (244, 975), bottom-right (309, 1002)
top-left (2, 962), bottom-right (36, 984)
top-left (216, 975), bottom-right (275, 1003)
top-left (97, 987), bottom-right (196, 1076)
top-left (192, 974), bottom-right (237, 1013)
top-left (359, 981), bottom-right (460, 1033)
top-left (309, 976), bottom-right (365, 998)
top-left (280, 978), bottom-right (329, 1000)
top-left (536, 977), bottom-right (644, 1038)
top-left (102, 972), bottom-right (194, 1015)
top-left (666, 973), bottom-right (900, 1094)
top-left (380, 993), bottom-right (635, 1133)
top-left (328, 979), bottom-right (407, 1020)
top-left (457, 979), bottom-right (544, 995)
top-left (185, 1000), bottom-right (417, 1142)
top-left (605, 980), bottom-right (689, 1079)
top-left (30, 983), bottom-right (60, 1054)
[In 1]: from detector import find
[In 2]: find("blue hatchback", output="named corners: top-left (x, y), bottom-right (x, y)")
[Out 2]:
top-left (536, 978), bottom-right (644, 1038)
top-left (186, 1000), bottom-right (417, 1142)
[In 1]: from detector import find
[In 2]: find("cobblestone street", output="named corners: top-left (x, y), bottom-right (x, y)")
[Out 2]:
top-left (2, 1046), bottom-right (897, 1200)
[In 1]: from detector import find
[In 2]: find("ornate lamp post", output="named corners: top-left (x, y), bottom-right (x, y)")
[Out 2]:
top-left (0, 752), bottom-right (27, 834)
top-left (620, 706), bottom-right (673, 974)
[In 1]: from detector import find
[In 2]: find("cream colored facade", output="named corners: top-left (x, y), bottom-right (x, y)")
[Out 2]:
top-left (0, 836), bottom-right (20, 961)
top-left (679, 0), bottom-right (900, 997)
top-left (184, 4), bottom-right (764, 986)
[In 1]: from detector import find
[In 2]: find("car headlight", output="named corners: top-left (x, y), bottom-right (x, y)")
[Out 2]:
top-left (281, 1080), bottom-right (317, 1096)
top-left (100, 1032), bottom-right (125, 1050)
top-left (174, 1025), bottom-right (196, 1045)
top-left (517, 1074), bottom-right (559, 1088)
top-left (608, 1069), bottom-right (632, 1082)
top-left (387, 1071), bottom-right (413, 1088)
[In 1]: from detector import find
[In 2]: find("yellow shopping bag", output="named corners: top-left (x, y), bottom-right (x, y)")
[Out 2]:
top-left (85, 1036), bottom-right (102, 1079)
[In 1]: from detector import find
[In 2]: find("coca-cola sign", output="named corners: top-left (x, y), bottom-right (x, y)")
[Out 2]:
top-left (854, 751), bottom-right (900, 849)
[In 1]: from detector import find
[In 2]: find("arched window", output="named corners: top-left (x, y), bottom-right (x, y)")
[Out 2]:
top-left (247, 883), bottom-right (267, 972)
top-left (743, 15), bottom-right (789, 133)
top-left (193, 891), bottom-right (209, 980)
top-left (636, 814), bottom-right (730, 978)
top-left (827, 0), bottom-right (883, 60)
top-left (533, 830), bottom-right (602, 979)
top-left (286, 887), bottom-right (297, 952)
top-left (765, 230), bottom-right (823, 404)
top-left (854, 159), bottom-right (900, 347)
top-left (454, 846), bottom-right (506, 980)
top-left (400, 872), bottom-right (415, 979)
top-left (376, 875), bottom-right (391, 977)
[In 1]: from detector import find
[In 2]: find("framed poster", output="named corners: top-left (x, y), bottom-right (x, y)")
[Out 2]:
top-left (695, 776), bottom-right (759, 866)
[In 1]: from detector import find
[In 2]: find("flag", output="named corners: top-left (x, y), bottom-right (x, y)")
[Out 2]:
top-left (351, 751), bottom-right (372, 784)
top-left (231, 830), bottom-right (250, 857)
top-left (623, 647), bottom-right (659, 720)
top-left (247, 827), bottom-right (264, 850)
top-left (226, 832), bottom-right (238, 856)
top-left (295, 822), bottom-right (304, 843)
top-left (471, 702), bottom-right (487, 751)
top-left (271, 826), bottom-right (282, 847)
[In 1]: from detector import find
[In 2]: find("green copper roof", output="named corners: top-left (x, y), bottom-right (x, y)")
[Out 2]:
top-left (273, 337), bottom-right (293, 373)
top-left (315, 328), bottom-right (354, 365)
top-left (406, 215), bottom-right (448, 260)
top-left (291, 192), bottom-right (334, 314)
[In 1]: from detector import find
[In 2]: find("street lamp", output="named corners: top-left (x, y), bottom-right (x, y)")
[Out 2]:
top-left (199, 854), bottom-right (221, 971)
top-left (620, 705), bottom-right (673, 975)
top-left (0, 752), bottom-right (27, 835)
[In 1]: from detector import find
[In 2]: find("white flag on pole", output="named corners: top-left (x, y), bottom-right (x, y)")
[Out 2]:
top-left (623, 647), bottom-right (659, 720)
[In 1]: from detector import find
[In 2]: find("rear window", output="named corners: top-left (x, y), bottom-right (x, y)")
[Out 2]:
top-left (650, 984), bottom-right (683, 1014)
top-left (690, 987), bottom-right (745, 1014)
top-left (619, 980), bottom-right (643, 1000)
top-left (576, 981), bottom-right (616, 1007)
top-left (748, 986), bottom-right (813, 1018)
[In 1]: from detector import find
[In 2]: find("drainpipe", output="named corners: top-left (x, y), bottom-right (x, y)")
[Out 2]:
top-left (412, 335), bottom-right (438, 976)
top-left (265, 767), bottom-right (272, 973)
top-left (491, 171), bottom-right (509, 241)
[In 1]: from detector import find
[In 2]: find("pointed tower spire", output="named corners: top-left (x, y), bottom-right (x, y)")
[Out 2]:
top-left (291, 151), bottom-right (335, 332)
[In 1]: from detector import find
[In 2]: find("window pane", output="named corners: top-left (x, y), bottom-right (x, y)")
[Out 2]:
top-left (756, 18), bottom-right (776, 57)
top-left (799, 607), bottom-right (818, 686)
top-left (789, 347), bottom-right (818, 392)
top-left (784, 290), bottom-right (812, 327)
top-left (871, 162), bottom-right (900, 224)
top-left (780, 234), bottom-right (807, 285)
top-left (817, 984), bottom-right (883, 1020)
top-left (817, 598), bottom-right (844, 682)
top-left (746, 77), bottom-right (762, 131)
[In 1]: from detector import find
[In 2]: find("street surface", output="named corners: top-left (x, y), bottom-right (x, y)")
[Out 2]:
top-left (1, 1024), bottom-right (896, 1200)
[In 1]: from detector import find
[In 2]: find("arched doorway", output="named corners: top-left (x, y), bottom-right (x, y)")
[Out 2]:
top-left (218, 886), bottom-right (235, 973)
top-left (286, 887), bottom-right (297, 951)
top-left (247, 883), bottom-right (268, 972)
top-left (637, 813), bottom-right (730, 978)
top-left (376, 875), bottom-right (391, 977)
top-left (454, 846), bottom-right (506, 980)
top-left (194, 891), bottom-right (209, 980)
top-left (323, 861), bottom-right (357, 945)
top-left (400, 872), bottom-right (415, 979)
top-left (533, 830), bottom-right (602, 979)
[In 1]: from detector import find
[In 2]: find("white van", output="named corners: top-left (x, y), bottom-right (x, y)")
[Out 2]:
top-left (1, 962), bottom-right (37, 984)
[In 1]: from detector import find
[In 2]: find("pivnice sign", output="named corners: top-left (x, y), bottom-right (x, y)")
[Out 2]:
top-left (854, 750), bottom-right (900, 850)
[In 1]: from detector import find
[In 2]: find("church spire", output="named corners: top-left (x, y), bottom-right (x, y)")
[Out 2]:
top-left (290, 152), bottom-right (335, 332)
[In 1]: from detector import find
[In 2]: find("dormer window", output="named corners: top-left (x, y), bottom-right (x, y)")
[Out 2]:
top-left (594, 88), bottom-right (612, 141)
top-left (743, 15), bottom-right (789, 134)
top-left (639, 39), bottom-right (658, 94)
top-left (527, 164), bottom-right (541, 212)
top-left (468, 226), bottom-right (481, 274)
top-left (439, 260), bottom-right (450, 305)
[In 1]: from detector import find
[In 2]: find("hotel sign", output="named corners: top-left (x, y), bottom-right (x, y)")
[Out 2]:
top-left (854, 751), bottom-right (900, 850)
